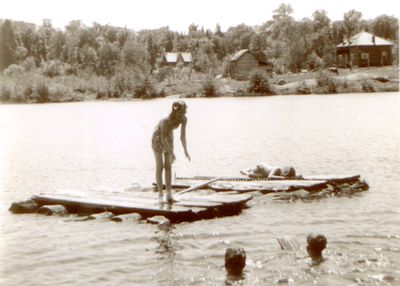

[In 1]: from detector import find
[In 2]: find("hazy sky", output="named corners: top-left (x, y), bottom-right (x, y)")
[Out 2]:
top-left (2, 0), bottom-right (399, 32)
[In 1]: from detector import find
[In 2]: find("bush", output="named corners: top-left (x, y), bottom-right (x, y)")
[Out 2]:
top-left (248, 69), bottom-right (274, 95)
top-left (22, 57), bottom-right (37, 72)
top-left (134, 78), bottom-right (162, 99)
top-left (202, 76), bottom-right (218, 97)
top-left (316, 70), bottom-right (337, 94)
top-left (32, 80), bottom-right (50, 103)
top-left (86, 76), bottom-right (112, 99)
top-left (111, 69), bottom-right (138, 97)
top-left (361, 80), bottom-right (375, 93)
top-left (0, 84), bottom-right (13, 102)
top-left (41, 60), bottom-right (64, 78)
top-left (297, 81), bottom-right (312, 95)
top-left (3, 64), bottom-right (25, 77)
top-left (48, 83), bottom-right (74, 102)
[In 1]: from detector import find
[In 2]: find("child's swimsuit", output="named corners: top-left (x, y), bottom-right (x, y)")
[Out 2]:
top-left (151, 117), bottom-right (181, 153)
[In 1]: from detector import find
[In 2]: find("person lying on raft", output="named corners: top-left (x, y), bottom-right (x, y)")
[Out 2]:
top-left (240, 163), bottom-right (302, 180)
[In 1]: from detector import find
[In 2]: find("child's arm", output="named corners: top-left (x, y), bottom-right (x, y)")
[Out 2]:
top-left (180, 117), bottom-right (190, 161)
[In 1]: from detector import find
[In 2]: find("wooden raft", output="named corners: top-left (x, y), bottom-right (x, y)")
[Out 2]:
top-left (173, 174), bottom-right (361, 193)
top-left (32, 187), bottom-right (252, 223)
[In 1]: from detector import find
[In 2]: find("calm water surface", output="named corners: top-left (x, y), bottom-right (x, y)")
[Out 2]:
top-left (1, 93), bottom-right (399, 285)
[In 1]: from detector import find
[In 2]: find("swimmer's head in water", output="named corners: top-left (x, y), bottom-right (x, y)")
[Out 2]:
top-left (307, 233), bottom-right (327, 255)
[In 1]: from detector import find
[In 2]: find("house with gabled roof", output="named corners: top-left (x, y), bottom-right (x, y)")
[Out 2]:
top-left (163, 52), bottom-right (192, 66)
top-left (336, 31), bottom-right (394, 67)
top-left (229, 49), bottom-right (273, 80)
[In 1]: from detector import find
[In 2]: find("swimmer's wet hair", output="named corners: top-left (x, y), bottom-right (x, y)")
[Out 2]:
top-left (307, 234), bottom-right (327, 253)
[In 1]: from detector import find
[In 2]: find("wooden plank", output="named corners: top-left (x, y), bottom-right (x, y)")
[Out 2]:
top-left (174, 174), bottom-right (363, 193)
top-left (33, 193), bottom-right (195, 214)
top-left (176, 177), bottom-right (221, 195)
top-left (60, 188), bottom-right (251, 205)
top-left (176, 174), bottom-right (360, 184)
top-left (302, 174), bottom-right (360, 183)
top-left (174, 178), bottom-right (327, 193)
top-left (178, 192), bottom-right (252, 204)
top-left (32, 188), bottom-right (252, 220)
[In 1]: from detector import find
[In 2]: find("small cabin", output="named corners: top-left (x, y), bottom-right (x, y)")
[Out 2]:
top-left (336, 31), bottom-right (394, 67)
top-left (163, 52), bottom-right (192, 66)
top-left (229, 49), bottom-right (273, 80)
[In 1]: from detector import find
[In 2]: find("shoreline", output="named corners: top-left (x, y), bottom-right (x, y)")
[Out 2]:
top-left (1, 66), bottom-right (398, 104)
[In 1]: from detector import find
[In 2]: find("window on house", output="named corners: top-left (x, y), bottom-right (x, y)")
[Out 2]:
top-left (361, 53), bottom-right (369, 60)
top-left (338, 55), bottom-right (343, 61)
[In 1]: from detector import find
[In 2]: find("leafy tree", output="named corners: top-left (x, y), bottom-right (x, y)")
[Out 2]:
top-left (120, 38), bottom-right (149, 73)
top-left (370, 15), bottom-right (399, 42)
top-left (331, 21), bottom-right (346, 44)
top-left (64, 20), bottom-right (83, 72)
top-left (343, 10), bottom-right (363, 38)
top-left (0, 20), bottom-right (17, 71)
top-left (215, 23), bottom-right (224, 37)
top-left (311, 10), bottom-right (334, 67)
top-left (225, 24), bottom-right (255, 53)
top-left (248, 69), bottom-right (274, 95)
top-left (211, 34), bottom-right (226, 61)
top-left (268, 3), bottom-right (302, 71)
top-left (48, 31), bottom-right (65, 61)
top-left (97, 42), bottom-right (120, 77)
top-left (145, 34), bottom-right (158, 71)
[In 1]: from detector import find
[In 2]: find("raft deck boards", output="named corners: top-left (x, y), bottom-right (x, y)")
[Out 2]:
top-left (173, 174), bottom-right (361, 193)
top-left (32, 187), bottom-right (252, 222)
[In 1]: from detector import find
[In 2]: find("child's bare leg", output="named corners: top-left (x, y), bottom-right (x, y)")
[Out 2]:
top-left (154, 151), bottom-right (164, 202)
top-left (164, 153), bottom-right (174, 203)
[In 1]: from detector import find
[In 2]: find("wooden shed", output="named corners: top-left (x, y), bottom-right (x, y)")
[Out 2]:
top-left (336, 31), bottom-right (394, 67)
top-left (229, 49), bottom-right (273, 80)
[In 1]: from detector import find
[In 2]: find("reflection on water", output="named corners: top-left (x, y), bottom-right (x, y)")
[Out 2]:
top-left (1, 93), bottom-right (400, 285)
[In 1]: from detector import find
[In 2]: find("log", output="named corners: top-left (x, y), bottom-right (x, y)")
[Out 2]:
top-left (37, 204), bottom-right (68, 215)
top-left (147, 215), bottom-right (170, 226)
top-left (87, 211), bottom-right (114, 220)
top-left (9, 199), bottom-right (39, 214)
top-left (111, 213), bottom-right (142, 222)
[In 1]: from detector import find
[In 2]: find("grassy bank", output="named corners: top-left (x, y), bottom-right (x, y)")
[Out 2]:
top-left (210, 65), bottom-right (399, 97)
top-left (0, 65), bottom-right (398, 104)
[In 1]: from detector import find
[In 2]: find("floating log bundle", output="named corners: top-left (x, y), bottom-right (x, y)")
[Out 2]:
top-left (9, 174), bottom-right (368, 223)
top-left (174, 174), bottom-right (368, 198)
top-left (10, 187), bottom-right (252, 223)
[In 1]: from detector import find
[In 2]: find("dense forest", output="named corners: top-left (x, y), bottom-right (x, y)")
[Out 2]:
top-left (0, 4), bottom-right (398, 102)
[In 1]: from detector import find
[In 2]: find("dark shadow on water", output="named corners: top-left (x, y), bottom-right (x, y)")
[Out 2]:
top-left (154, 223), bottom-right (177, 256)
top-left (151, 223), bottom-right (180, 285)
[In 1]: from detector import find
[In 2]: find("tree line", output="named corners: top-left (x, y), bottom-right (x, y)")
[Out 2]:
top-left (0, 4), bottom-right (398, 102)
top-left (1, 4), bottom-right (398, 75)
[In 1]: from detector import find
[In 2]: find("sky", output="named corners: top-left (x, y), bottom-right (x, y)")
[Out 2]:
top-left (2, 0), bottom-right (399, 32)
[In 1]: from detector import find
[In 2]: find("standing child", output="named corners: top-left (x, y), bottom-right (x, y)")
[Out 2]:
top-left (152, 101), bottom-right (191, 203)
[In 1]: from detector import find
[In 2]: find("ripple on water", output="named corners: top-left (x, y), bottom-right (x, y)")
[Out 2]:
top-left (1, 94), bottom-right (400, 285)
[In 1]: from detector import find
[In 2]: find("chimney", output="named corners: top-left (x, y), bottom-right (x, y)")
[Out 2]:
top-left (372, 35), bottom-right (376, 45)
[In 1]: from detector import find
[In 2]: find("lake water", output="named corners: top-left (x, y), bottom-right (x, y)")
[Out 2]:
top-left (1, 93), bottom-right (399, 285)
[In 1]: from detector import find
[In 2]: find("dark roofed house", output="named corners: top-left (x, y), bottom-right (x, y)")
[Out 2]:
top-left (163, 52), bottom-right (192, 66)
top-left (336, 31), bottom-right (394, 67)
top-left (229, 49), bottom-right (273, 80)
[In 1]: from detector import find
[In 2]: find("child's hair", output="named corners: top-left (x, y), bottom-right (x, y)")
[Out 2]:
top-left (172, 100), bottom-right (187, 113)
top-left (169, 100), bottom-right (187, 122)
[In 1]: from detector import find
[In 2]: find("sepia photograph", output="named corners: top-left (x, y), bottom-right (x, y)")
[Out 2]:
top-left (1, 0), bottom-right (399, 285)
